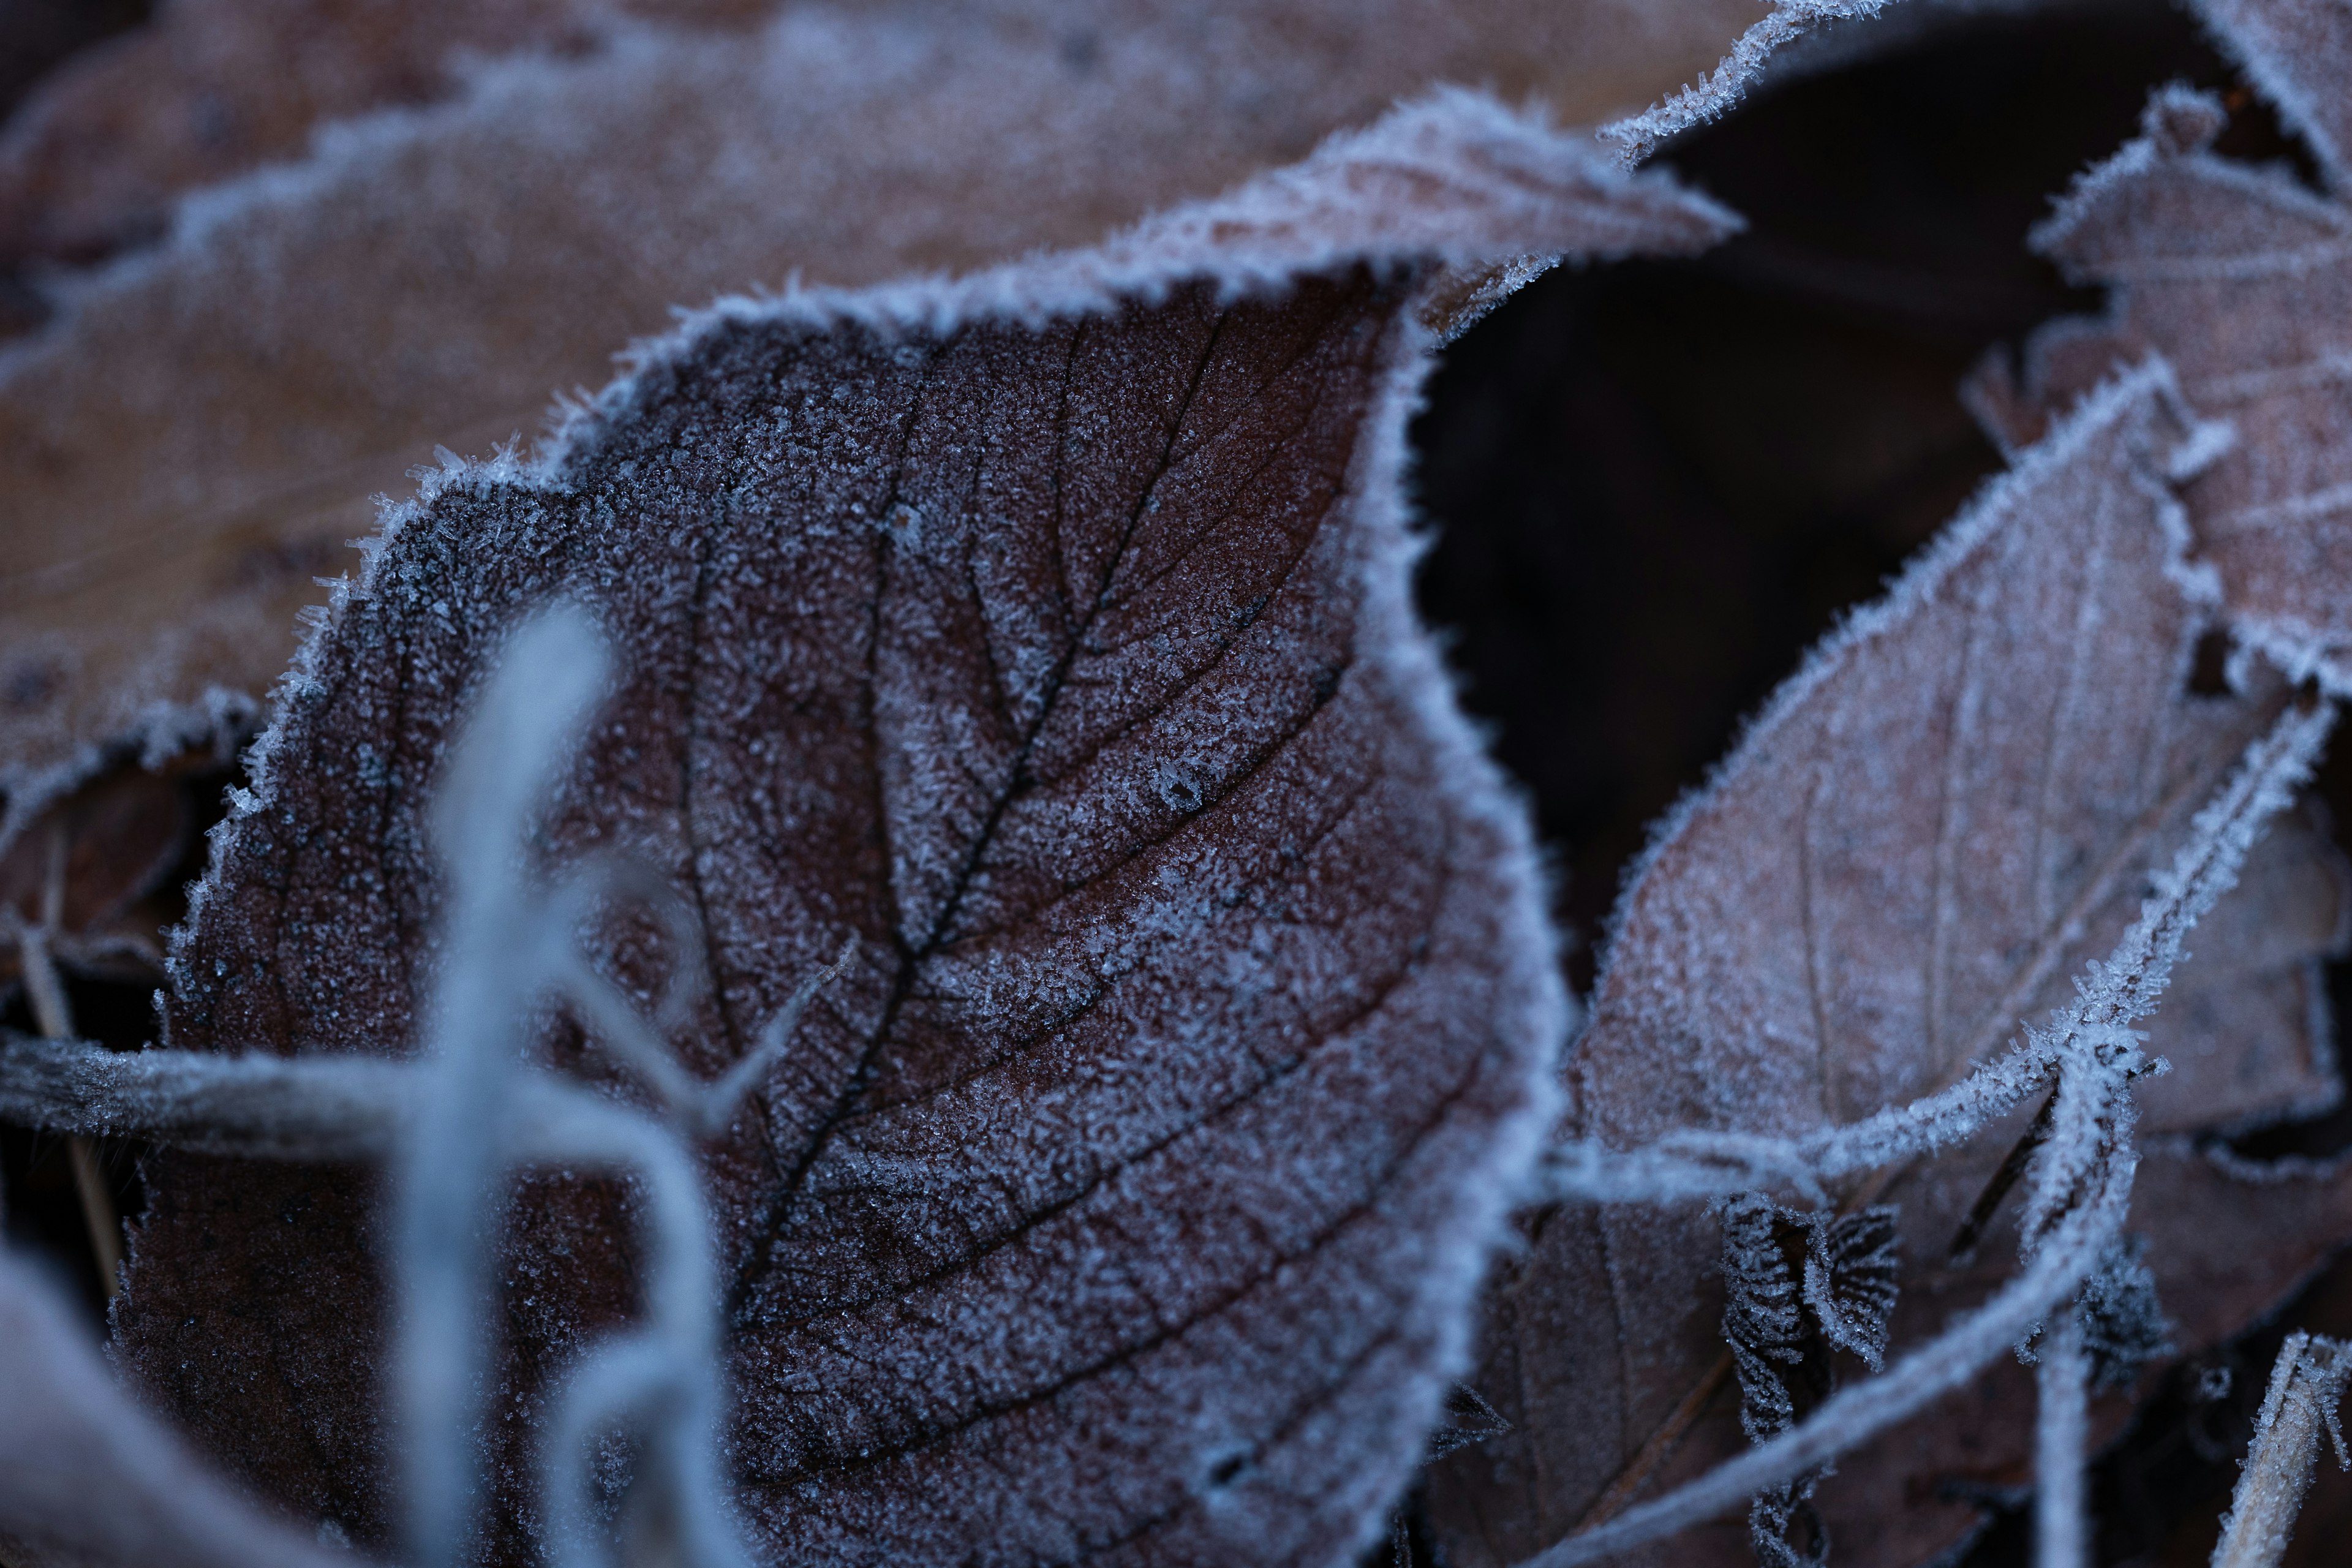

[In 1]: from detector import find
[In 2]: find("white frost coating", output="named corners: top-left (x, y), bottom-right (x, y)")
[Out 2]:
top-left (2034, 1314), bottom-right (2090, 1568)
top-left (540, 88), bottom-right (1738, 469)
top-left (1589, 355), bottom-right (2231, 989)
top-left (2032, 151), bottom-right (2352, 287)
top-left (1599, 1), bottom-right (1900, 167)
top-left (2233, 611), bottom-right (2352, 700)
top-left (2189, 0), bottom-right (2352, 193)
top-left (0, 683), bottom-right (259, 864)
top-left (1547, 675), bottom-right (2329, 1218)
top-left (1518, 1152), bottom-right (2139, 1568)
top-left (2003, 77), bottom-right (2352, 696)
top-left (108, 77), bottom-right (1648, 1565)
top-left (164, 86), bottom-right (1734, 1016)
top-left (1517, 699), bottom-right (2330, 1564)
top-left (2211, 1332), bottom-right (2352, 1568)
top-left (1304, 289), bottom-right (1575, 1564)
top-left (2030, 696), bottom-right (2333, 1123)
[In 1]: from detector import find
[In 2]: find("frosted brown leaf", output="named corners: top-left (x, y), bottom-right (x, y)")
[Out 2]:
top-left (0, 0), bottom-right (776, 275)
top-left (0, 1243), bottom-right (355, 1568)
top-left (1425, 364), bottom-right (2352, 1568)
top-left (105, 97), bottom-right (1733, 1566)
top-left (0, 0), bottom-right (1773, 839)
top-left (1964, 0), bottom-right (2352, 694)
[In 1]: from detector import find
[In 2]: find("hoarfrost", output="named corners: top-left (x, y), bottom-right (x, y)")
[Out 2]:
top-left (87, 89), bottom-right (1725, 1567)
top-left (2073, 1235), bottom-right (2173, 1393)
top-left (0, 0), bottom-right (1762, 806)
top-left (1428, 361), bottom-right (2351, 1568)
top-left (1965, 6), bottom-right (2352, 692)
top-left (2211, 1332), bottom-right (2352, 1568)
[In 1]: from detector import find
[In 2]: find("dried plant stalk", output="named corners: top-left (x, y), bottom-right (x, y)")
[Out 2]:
top-left (2210, 1331), bottom-right (2352, 1568)
top-left (2035, 1314), bottom-right (2090, 1568)
top-left (13, 832), bottom-right (123, 1295)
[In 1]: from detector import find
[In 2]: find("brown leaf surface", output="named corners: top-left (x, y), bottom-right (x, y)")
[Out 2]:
top-left (1426, 366), bottom-right (2352, 1568)
top-left (0, 1240), bottom-right (358, 1568)
top-left (1964, 15), bottom-right (2352, 693)
top-left (0, 0), bottom-right (778, 272)
top-left (0, 0), bottom-right (1765, 831)
top-left (110, 100), bottom-right (1732, 1564)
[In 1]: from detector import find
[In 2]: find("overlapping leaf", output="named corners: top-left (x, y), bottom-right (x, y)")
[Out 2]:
top-left (1426, 364), bottom-right (2352, 1568)
top-left (1964, 0), bottom-right (2352, 693)
top-left (107, 96), bottom-right (1733, 1565)
top-left (0, 0), bottom-right (1771, 837)
top-left (0, 0), bottom-right (778, 276)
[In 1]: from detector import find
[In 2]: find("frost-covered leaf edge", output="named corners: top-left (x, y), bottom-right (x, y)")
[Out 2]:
top-left (1581, 355), bottom-right (2231, 1001)
top-left (133, 83), bottom-right (1742, 1562)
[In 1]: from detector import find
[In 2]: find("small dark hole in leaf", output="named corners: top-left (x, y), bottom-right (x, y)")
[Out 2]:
top-left (1156, 766), bottom-right (1204, 814)
top-left (2185, 628), bottom-right (2234, 697)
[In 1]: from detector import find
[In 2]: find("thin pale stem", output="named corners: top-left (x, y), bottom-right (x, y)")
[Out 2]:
top-left (2035, 1313), bottom-right (2090, 1568)
top-left (16, 889), bottom-right (123, 1298)
top-left (2211, 1333), bottom-right (2352, 1568)
top-left (1521, 1152), bottom-right (2137, 1568)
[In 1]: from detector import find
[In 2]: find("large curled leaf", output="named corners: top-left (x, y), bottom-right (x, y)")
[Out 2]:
top-left (0, 0), bottom-right (1771, 834)
top-left (110, 96), bottom-right (1735, 1564)
top-left (1425, 364), bottom-right (2352, 1568)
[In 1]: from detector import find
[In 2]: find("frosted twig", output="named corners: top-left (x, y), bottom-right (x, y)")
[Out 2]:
top-left (2211, 1333), bottom-right (2352, 1568)
top-left (690, 934), bottom-right (854, 1140)
top-left (397, 609), bottom-right (614, 1568)
top-left (529, 1093), bottom-right (744, 1568)
top-left (1949, 1087), bottom-right (2058, 1265)
top-left (1518, 1150), bottom-right (2138, 1568)
top-left (2045, 701), bottom-right (2333, 1042)
top-left (1544, 1131), bottom-right (1828, 1207)
top-left (1599, 2), bottom-right (1897, 167)
top-left (2034, 1313), bottom-right (2090, 1568)
top-left (1526, 699), bottom-right (2331, 1566)
top-left (0, 1031), bottom-right (778, 1167)
top-left (1545, 699), bottom-right (2333, 1214)
top-left (1543, 1033), bottom-right (2063, 1207)
top-left (395, 606), bottom-right (752, 1568)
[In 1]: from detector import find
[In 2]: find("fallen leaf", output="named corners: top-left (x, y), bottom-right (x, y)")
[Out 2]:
top-left (0, 0), bottom-right (1768, 837)
top-left (0, 0), bottom-right (776, 273)
top-left (110, 96), bottom-right (1733, 1564)
top-left (1962, 1), bottom-right (2352, 693)
top-left (0, 1238), bottom-right (358, 1568)
top-left (1425, 363), bottom-right (2352, 1568)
